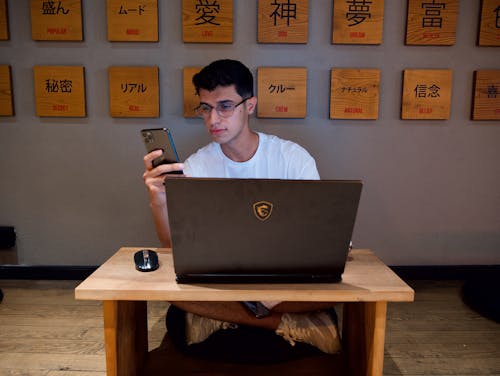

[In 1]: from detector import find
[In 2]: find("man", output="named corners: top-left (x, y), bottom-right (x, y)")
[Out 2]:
top-left (143, 59), bottom-right (340, 360)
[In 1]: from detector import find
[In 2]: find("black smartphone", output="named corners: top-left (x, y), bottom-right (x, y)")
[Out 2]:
top-left (141, 128), bottom-right (183, 174)
top-left (242, 301), bottom-right (271, 318)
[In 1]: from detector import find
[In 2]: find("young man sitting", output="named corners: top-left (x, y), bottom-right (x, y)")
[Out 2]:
top-left (142, 59), bottom-right (340, 361)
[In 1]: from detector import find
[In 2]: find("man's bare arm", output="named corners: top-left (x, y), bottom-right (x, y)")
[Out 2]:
top-left (142, 150), bottom-right (184, 248)
top-left (170, 301), bottom-right (337, 330)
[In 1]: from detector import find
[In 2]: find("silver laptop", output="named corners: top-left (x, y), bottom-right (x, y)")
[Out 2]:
top-left (164, 178), bottom-right (362, 283)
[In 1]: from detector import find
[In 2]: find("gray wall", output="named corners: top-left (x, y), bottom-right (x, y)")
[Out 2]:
top-left (0, 1), bottom-right (499, 266)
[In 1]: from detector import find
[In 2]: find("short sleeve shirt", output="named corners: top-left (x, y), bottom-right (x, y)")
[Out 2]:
top-left (183, 132), bottom-right (320, 180)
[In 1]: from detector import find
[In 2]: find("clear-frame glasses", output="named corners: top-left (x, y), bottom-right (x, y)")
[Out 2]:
top-left (195, 98), bottom-right (250, 119)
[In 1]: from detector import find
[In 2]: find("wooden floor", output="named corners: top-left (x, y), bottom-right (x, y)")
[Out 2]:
top-left (0, 280), bottom-right (498, 375)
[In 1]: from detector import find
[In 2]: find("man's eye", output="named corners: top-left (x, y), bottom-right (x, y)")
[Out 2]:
top-left (218, 102), bottom-right (234, 111)
top-left (199, 104), bottom-right (212, 112)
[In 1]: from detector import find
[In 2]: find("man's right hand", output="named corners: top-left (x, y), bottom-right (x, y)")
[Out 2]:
top-left (143, 150), bottom-right (185, 206)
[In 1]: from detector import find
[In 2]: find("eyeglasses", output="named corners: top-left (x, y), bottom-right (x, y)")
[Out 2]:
top-left (195, 98), bottom-right (250, 119)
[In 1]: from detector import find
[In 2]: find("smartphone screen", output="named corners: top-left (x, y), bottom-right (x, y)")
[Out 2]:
top-left (141, 128), bottom-right (183, 174)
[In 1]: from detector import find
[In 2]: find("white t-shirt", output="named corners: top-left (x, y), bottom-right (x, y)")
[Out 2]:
top-left (184, 132), bottom-right (320, 180)
top-left (182, 132), bottom-right (319, 310)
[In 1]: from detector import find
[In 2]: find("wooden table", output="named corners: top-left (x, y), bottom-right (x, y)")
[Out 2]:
top-left (75, 248), bottom-right (414, 376)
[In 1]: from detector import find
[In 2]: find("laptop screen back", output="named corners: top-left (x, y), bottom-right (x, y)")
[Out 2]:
top-left (164, 178), bottom-right (362, 283)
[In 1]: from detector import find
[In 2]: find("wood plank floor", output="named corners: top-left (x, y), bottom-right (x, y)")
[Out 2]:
top-left (0, 280), bottom-right (498, 375)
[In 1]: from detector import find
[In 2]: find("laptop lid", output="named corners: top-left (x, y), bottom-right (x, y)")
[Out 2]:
top-left (164, 178), bottom-right (362, 283)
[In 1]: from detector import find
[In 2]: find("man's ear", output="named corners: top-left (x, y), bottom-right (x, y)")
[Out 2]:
top-left (246, 96), bottom-right (257, 115)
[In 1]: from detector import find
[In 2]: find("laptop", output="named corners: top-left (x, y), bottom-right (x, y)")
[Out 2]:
top-left (164, 178), bottom-right (362, 283)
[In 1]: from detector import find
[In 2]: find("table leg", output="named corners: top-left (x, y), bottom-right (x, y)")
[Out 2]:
top-left (103, 300), bottom-right (148, 376)
top-left (342, 301), bottom-right (387, 376)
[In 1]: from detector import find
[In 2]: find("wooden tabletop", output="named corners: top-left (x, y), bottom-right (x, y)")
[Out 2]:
top-left (75, 248), bottom-right (414, 303)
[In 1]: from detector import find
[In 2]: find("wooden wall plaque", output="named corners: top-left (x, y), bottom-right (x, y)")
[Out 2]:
top-left (472, 70), bottom-right (500, 120)
top-left (183, 67), bottom-right (202, 118)
top-left (257, 67), bottom-right (307, 118)
top-left (33, 66), bottom-right (86, 117)
top-left (478, 0), bottom-right (500, 46)
top-left (109, 66), bottom-right (159, 118)
top-left (405, 0), bottom-right (458, 46)
top-left (330, 68), bottom-right (380, 120)
top-left (0, 0), bottom-right (9, 40)
top-left (182, 0), bottom-right (233, 43)
top-left (258, 0), bottom-right (308, 44)
top-left (332, 0), bottom-right (384, 45)
top-left (0, 65), bottom-right (13, 116)
top-left (30, 0), bottom-right (83, 41)
top-left (401, 69), bottom-right (452, 120)
top-left (106, 0), bottom-right (158, 42)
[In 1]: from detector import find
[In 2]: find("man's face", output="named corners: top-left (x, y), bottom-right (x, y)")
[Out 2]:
top-left (197, 85), bottom-right (256, 145)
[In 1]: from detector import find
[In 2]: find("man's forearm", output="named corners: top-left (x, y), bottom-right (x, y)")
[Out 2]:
top-left (170, 301), bottom-right (337, 330)
top-left (171, 301), bottom-right (282, 329)
top-left (270, 301), bottom-right (337, 313)
top-left (151, 202), bottom-right (171, 248)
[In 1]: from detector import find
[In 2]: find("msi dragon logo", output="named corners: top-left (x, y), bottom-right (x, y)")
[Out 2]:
top-left (253, 201), bottom-right (273, 221)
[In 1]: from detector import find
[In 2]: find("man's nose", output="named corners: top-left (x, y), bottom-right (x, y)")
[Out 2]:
top-left (207, 106), bottom-right (220, 123)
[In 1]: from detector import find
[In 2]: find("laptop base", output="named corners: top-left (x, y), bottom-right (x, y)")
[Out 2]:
top-left (176, 273), bottom-right (342, 284)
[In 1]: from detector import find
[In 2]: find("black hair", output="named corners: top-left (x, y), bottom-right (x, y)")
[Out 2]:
top-left (192, 59), bottom-right (254, 98)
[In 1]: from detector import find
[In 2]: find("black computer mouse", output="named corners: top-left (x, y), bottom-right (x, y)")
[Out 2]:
top-left (134, 249), bottom-right (159, 272)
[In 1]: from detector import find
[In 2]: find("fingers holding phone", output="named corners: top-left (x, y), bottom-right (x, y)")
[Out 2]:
top-left (144, 149), bottom-right (183, 172)
top-left (143, 146), bottom-right (184, 178)
top-left (143, 149), bottom-right (162, 170)
top-left (144, 152), bottom-right (184, 176)
top-left (143, 160), bottom-right (185, 206)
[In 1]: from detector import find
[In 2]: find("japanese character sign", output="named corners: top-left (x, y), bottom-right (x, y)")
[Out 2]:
top-left (0, 0), bottom-right (10, 40)
top-left (478, 0), bottom-right (500, 46)
top-left (258, 0), bottom-right (308, 43)
top-left (33, 66), bottom-right (86, 117)
top-left (330, 68), bottom-right (380, 120)
top-left (401, 69), bottom-right (452, 120)
top-left (107, 0), bottom-right (158, 41)
top-left (118, 4), bottom-right (145, 15)
top-left (183, 0), bottom-right (233, 43)
top-left (332, 0), bottom-right (384, 44)
top-left (0, 65), bottom-right (13, 116)
top-left (472, 70), bottom-right (500, 120)
top-left (413, 84), bottom-right (441, 98)
top-left (45, 79), bottom-right (73, 93)
top-left (108, 66), bottom-right (159, 118)
top-left (121, 83), bottom-right (148, 93)
top-left (270, 0), bottom-right (297, 27)
top-left (346, 0), bottom-right (373, 26)
top-left (268, 83), bottom-right (296, 94)
top-left (257, 67), bottom-right (307, 118)
top-left (30, 0), bottom-right (83, 41)
top-left (405, 0), bottom-right (458, 45)
top-left (195, 0), bottom-right (221, 25)
top-left (42, 1), bottom-right (70, 15)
